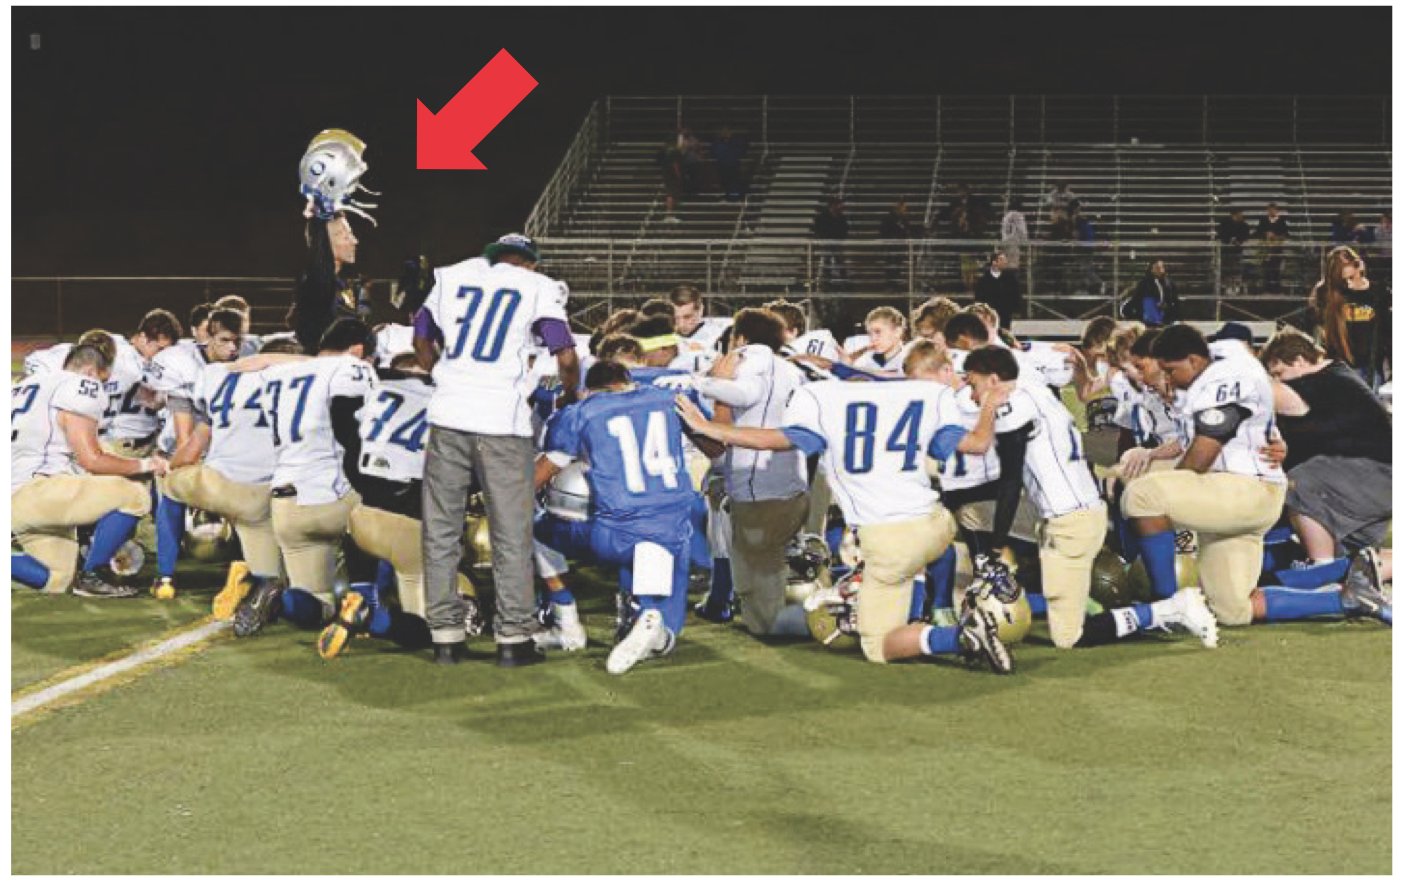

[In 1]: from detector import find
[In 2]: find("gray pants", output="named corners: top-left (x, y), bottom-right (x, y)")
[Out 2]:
top-left (422, 426), bottom-right (539, 645)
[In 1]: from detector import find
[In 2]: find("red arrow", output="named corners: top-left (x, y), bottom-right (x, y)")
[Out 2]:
top-left (417, 49), bottom-right (538, 170)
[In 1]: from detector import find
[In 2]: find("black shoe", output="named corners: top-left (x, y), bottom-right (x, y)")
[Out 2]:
top-left (72, 569), bottom-right (141, 598)
top-left (433, 642), bottom-right (466, 666)
top-left (496, 639), bottom-right (546, 668)
top-left (233, 578), bottom-right (284, 638)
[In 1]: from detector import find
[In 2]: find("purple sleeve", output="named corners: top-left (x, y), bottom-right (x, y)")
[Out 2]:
top-left (533, 318), bottom-right (575, 355)
top-left (412, 307), bottom-right (443, 345)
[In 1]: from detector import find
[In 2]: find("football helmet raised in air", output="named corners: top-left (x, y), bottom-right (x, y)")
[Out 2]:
top-left (298, 129), bottom-right (378, 224)
top-left (804, 569), bottom-right (861, 651)
top-left (784, 533), bottom-right (831, 603)
top-left (544, 461), bottom-right (591, 522)
top-left (184, 510), bottom-right (235, 563)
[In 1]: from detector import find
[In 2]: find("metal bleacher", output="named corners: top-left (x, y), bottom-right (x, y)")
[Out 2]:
top-left (526, 95), bottom-right (1391, 327)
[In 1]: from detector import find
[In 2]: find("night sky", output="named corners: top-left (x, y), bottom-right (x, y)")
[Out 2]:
top-left (12, 6), bottom-right (1392, 277)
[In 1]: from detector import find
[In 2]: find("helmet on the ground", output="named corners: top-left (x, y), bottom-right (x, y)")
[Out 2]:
top-left (1091, 547), bottom-right (1133, 610)
top-left (184, 510), bottom-right (235, 563)
top-left (960, 555), bottom-right (1031, 644)
top-left (805, 570), bottom-right (862, 651)
top-left (784, 533), bottom-right (831, 603)
top-left (108, 539), bottom-right (146, 578)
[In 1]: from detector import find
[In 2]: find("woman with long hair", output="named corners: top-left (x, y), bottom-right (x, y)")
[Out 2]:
top-left (1310, 245), bottom-right (1391, 388)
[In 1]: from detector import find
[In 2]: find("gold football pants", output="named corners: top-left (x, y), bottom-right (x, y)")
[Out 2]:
top-left (12, 475), bottom-right (150, 592)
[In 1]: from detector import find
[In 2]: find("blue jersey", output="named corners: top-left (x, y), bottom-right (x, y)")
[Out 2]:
top-left (545, 385), bottom-right (696, 531)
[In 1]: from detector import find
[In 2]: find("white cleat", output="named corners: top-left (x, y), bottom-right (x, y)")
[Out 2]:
top-left (606, 608), bottom-right (671, 675)
top-left (1169, 587), bottom-right (1219, 649)
top-left (533, 602), bottom-right (587, 651)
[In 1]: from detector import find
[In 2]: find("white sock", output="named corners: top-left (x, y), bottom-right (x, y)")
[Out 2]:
top-left (1148, 598), bottom-right (1179, 630)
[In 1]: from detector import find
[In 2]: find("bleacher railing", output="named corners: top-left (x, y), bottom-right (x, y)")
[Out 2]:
top-left (10, 238), bottom-right (1386, 338)
top-left (533, 237), bottom-right (1388, 322)
top-left (597, 95), bottom-right (1391, 147)
top-left (523, 100), bottom-right (606, 237)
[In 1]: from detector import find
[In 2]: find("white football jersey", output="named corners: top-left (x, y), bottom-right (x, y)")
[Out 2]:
top-left (680, 317), bottom-right (732, 353)
top-left (1017, 340), bottom-right (1075, 388)
top-left (11, 371), bottom-right (107, 492)
top-left (941, 386), bottom-right (1001, 491)
top-left (782, 379), bottom-right (967, 527)
top-left (1209, 339), bottom-right (1253, 362)
top-left (527, 332), bottom-right (591, 379)
top-left (692, 344), bottom-right (807, 502)
top-left (994, 382), bottom-right (1102, 518)
top-left (145, 340), bottom-right (207, 401)
top-left (1177, 354), bottom-right (1286, 485)
top-left (852, 341), bottom-right (915, 377)
top-left (263, 355), bottom-right (376, 504)
top-left (374, 324), bottom-right (416, 367)
top-left (105, 336), bottom-right (163, 441)
top-left (843, 334), bottom-right (871, 355)
top-left (1110, 372), bottom-right (1179, 448)
top-left (22, 342), bottom-right (69, 378)
top-left (193, 363), bottom-right (275, 485)
top-left (356, 374), bottom-right (433, 483)
top-left (421, 256), bottom-right (569, 436)
top-left (789, 329), bottom-right (842, 362)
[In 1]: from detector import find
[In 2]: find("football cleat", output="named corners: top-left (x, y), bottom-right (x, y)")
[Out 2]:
top-left (1168, 587), bottom-right (1219, 648)
top-left (956, 607), bottom-right (1015, 675)
top-left (614, 591), bottom-right (641, 642)
top-left (317, 591), bottom-right (366, 660)
top-left (434, 642), bottom-right (465, 666)
top-left (1341, 550), bottom-right (1391, 625)
top-left (73, 569), bottom-right (141, 599)
top-left (692, 597), bottom-right (734, 624)
top-left (606, 609), bottom-right (672, 675)
top-left (212, 562), bottom-right (252, 620)
top-left (533, 602), bottom-right (587, 651)
top-left (233, 578), bottom-right (285, 638)
top-left (150, 576), bottom-right (177, 601)
top-left (496, 639), bottom-right (546, 668)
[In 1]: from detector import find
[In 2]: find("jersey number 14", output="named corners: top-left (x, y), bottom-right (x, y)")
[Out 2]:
top-left (605, 411), bottom-right (679, 493)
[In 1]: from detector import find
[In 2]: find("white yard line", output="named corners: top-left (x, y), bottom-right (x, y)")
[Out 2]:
top-left (12, 619), bottom-right (228, 720)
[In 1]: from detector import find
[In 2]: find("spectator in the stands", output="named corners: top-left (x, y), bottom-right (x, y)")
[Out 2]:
top-left (1000, 197), bottom-right (1029, 269)
top-left (1126, 259), bottom-right (1180, 326)
top-left (1070, 200), bottom-right (1105, 295)
top-left (1217, 208), bottom-right (1252, 296)
top-left (1254, 202), bottom-right (1291, 293)
top-left (1042, 205), bottom-right (1075, 295)
top-left (879, 199), bottom-right (922, 292)
top-left (1041, 181), bottom-right (1078, 234)
top-left (711, 125), bottom-right (748, 201)
top-left (1308, 245), bottom-right (1391, 389)
top-left (812, 196), bottom-right (850, 288)
top-left (974, 250), bottom-right (1023, 323)
top-left (657, 132), bottom-right (685, 223)
top-left (1331, 210), bottom-right (1374, 245)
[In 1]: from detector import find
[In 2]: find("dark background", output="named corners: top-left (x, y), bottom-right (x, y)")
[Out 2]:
top-left (12, 6), bottom-right (1392, 277)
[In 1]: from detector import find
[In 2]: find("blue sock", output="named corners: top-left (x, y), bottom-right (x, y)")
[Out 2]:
top-left (1132, 603), bottom-right (1155, 630)
top-left (548, 586), bottom-right (576, 606)
top-left (1025, 592), bottom-right (1048, 617)
top-left (1262, 586), bottom-right (1344, 622)
top-left (908, 576), bottom-right (928, 621)
top-left (83, 510), bottom-right (140, 571)
top-left (1274, 558), bottom-right (1349, 590)
top-left (280, 587), bottom-right (327, 630)
top-left (825, 526), bottom-right (845, 561)
top-left (12, 554), bottom-right (50, 589)
top-left (374, 560), bottom-right (397, 599)
top-left (367, 607), bottom-right (394, 637)
top-left (927, 545), bottom-right (957, 610)
top-left (920, 625), bottom-right (961, 655)
top-left (350, 580), bottom-right (380, 614)
top-left (707, 557), bottom-right (733, 608)
top-left (689, 497), bottom-right (713, 569)
top-left (155, 495), bottom-right (185, 577)
top-left (1138, 530), bottom-right (1179, 599)
top-left (1111, 500), bottom-right (1140, 563)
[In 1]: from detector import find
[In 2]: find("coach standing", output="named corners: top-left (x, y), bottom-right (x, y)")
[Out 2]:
top-left (416, 234), bottom-right (580, 667)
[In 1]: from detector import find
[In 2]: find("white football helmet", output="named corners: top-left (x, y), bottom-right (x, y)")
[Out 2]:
top-left (183, 510), bottom-right (235, 563)
top-left (298, 129), bottom-right (378, 225)
top-left (545, 462), bottom-right (591, 522)
top-left (784, 533), bottom-right (831, 603)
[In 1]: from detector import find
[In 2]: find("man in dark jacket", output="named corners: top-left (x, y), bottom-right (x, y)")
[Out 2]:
top-left (812, 197), bottom-right (850, 287)
top-left (974, 251), bottom-right (1023, 322)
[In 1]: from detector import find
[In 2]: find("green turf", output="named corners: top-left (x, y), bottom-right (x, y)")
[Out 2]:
top-left (11, 574), bottom-right (1392, 875)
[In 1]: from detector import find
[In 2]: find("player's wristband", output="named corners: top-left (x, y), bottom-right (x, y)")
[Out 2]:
top-left (136, 458), bottom-right (153, 475)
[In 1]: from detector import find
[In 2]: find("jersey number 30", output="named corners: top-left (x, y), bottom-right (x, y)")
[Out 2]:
top-left (447, 286), bottom-right (522, 362)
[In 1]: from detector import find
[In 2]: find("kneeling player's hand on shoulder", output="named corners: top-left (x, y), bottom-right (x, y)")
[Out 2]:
top-left (674, 394), bottom-right (707, 431)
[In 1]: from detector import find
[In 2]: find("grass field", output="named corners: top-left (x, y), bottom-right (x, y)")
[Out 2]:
top-left (10, 564), bottom-right (1392, 875)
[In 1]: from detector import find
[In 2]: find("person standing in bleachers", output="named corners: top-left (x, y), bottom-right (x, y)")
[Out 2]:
top-left (974, 251), bottom-right (1023, 323)
top-left (1217, 208), bottom-right (1252, 296)
top-left (1254, 202), bottom-right (1291, 294)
